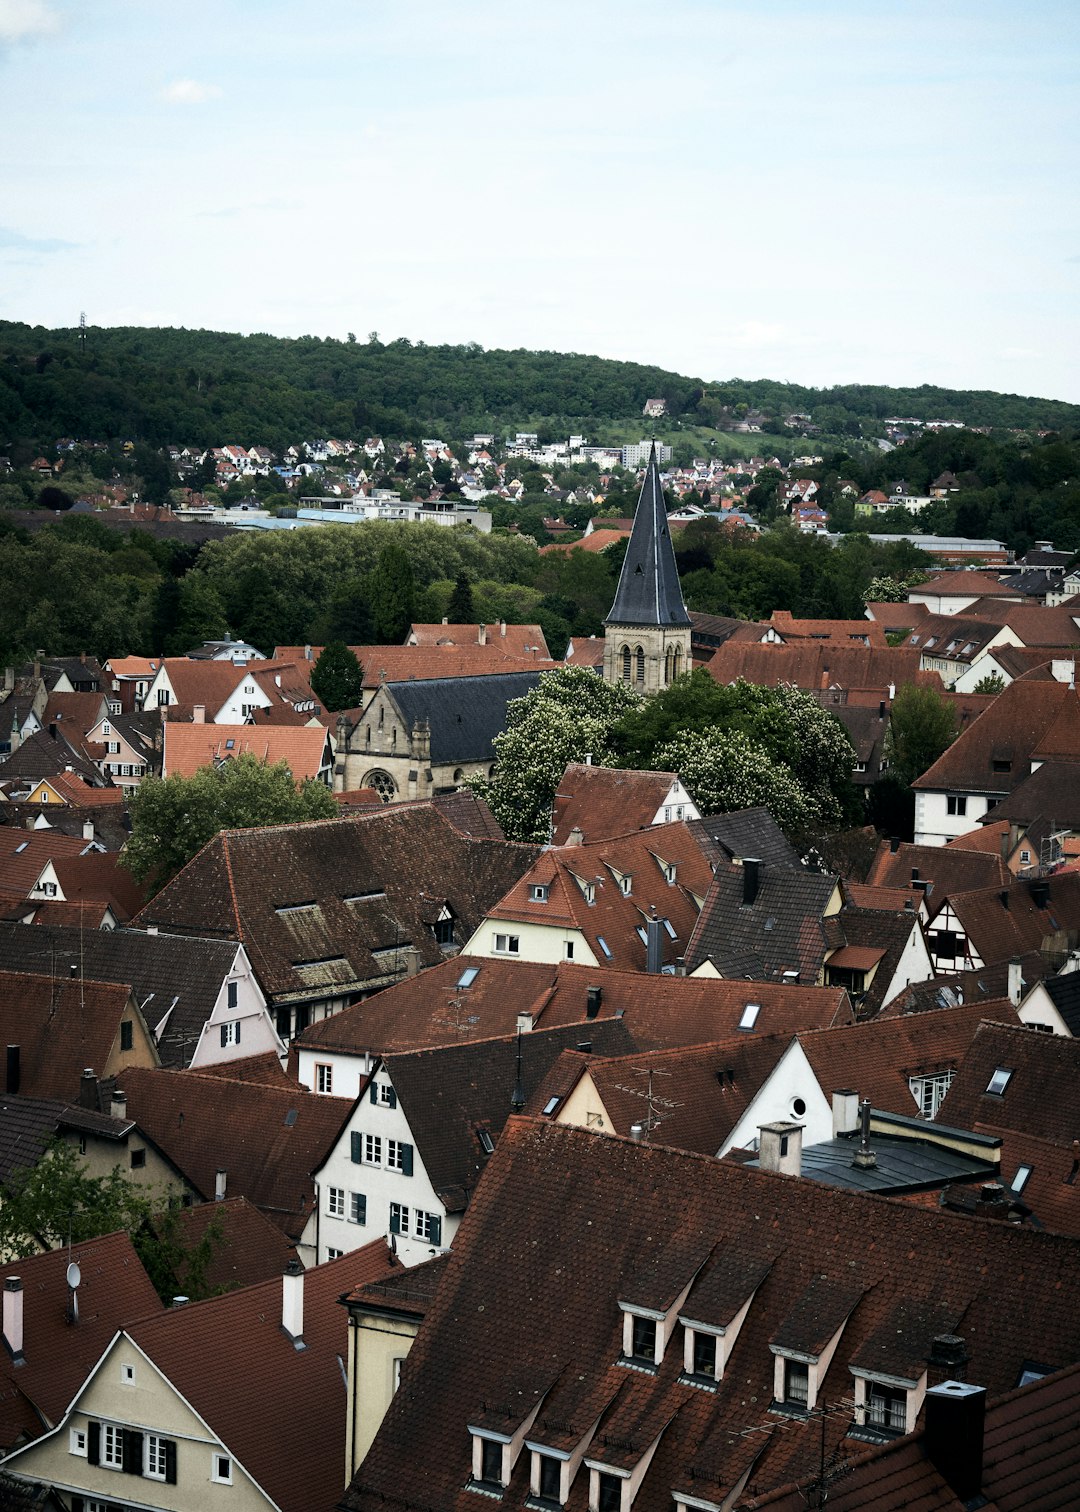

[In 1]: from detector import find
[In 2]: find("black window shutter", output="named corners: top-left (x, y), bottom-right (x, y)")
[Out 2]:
top-left (236, 1020), bottom-right (241, 1043)
top-left (369, 1080), bottom-right (378, 1104)
top-left (356, 1193), bottom-right (367, 1224)
top-left (386, 1085), bottom-right (397, 1109)
top-left (87, 1422), bottom-right (100, 1466)
top-left (400, 1142), bottom-right (413, 1176)
top-left (389, 1207), bottom-right (400, 1234)
top-left (165, 1439), bottom-right (178, 1485)
top-left (123, 1428), bottom-right (144, 1475)
top-left (220, 1024), bottom-right (228, 1048)
top-left (429, 1214), bottom-right (441, 1245)
top-left (350, 1131), bottom-right (362, 1164)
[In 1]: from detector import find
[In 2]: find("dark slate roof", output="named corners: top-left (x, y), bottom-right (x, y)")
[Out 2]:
top-left (689, 809), bottom-right (804, 871)
top-left (1042, 971), bottom-right (1080, 1034)
top-left (978, 757), bottom-right (1080, 828)
top-left (788, 1128), bottom-right (999, 1193)
top-left (384, 671), bottom-right (544, 764)
top-left (0, 922), bottom-right (242, 1068)
top-left (0, 727), bottom-right (104, 785)
top-left (367, 1019), bottom-right (637, 1212)
top-left (686, 861), bottom-right (839, 980)
top-left (344, 1117), bottom-right (1080, 1512)
top-left (0, 1093), bottom-right (70, 1185)
top-left (605, 447), bottom-right (691, 628)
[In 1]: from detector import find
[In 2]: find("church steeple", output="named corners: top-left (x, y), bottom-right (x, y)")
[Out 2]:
top-left (602, 444), bottom-right (692, 694)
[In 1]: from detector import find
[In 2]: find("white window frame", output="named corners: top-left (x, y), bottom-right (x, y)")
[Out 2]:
top-left (390, 1201), bottom-right (410, 1235)
top-left (908, 1071), bottom-right (954, 1119)
top-left (493, 932), bottom-right (520, 955)
top-left (386, 1139), bottom-right (406, 1171)
top-left (69, 1427), bottom-right (87, 1457)
top-left (102, 1423), bottom-right (125, 1470)
top-left (364, 1133), bottom-right (382, 1166)
top-left (316, 1062), bottom-right (333, 1094)
top-left (327, 1186), bottom-right (345, 1218)
top-left (212, 1452), bottom-right (233, 1485)
top-left (145, 1432), bottom-right (168, 1481)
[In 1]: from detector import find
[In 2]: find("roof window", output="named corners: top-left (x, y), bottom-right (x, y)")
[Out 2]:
top-left (477, 1128), bottom-right (495, 1155)
top-left (597, 936), bottom-right (613, 959)
top-left (986, 1066), bottom-right (1013, 1095)
top-left (1010, 1163), bottom-right (1032, 1193)
top-left (457, 966), bottom-right (480, 989)
top-left (530, 883), bottom-right (550, 903)
top-left (739, 1003), bottom-right (761, 1031)
top-left (542, 1096), bottom-right (561, 1117)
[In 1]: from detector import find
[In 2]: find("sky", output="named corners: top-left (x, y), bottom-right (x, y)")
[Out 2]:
top-left (2, 0), bottom-right (1079, 402)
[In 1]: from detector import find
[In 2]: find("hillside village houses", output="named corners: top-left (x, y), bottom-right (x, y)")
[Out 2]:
top-left (7, 441), bottom-right (1080, 1507)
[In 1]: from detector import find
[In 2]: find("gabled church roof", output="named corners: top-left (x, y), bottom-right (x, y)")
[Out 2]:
top-left (604, 445), bottom-right (691, 628)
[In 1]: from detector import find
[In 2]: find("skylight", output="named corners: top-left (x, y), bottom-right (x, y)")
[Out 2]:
top-left (986, 1066), bottom-right (1013, 1095)
top-left (597, 936), bottom-right (613, 959)
top-left (542, 1096), bottom-right (562, 1116)
top-left (477, 1128), bottom-right (495, 1154)
top-left (456, 966), bottom-right (480, 989)
top-left (739, 1003), bottom-right (761, 1031)
top-left (1010, 1164), bottom-right (1032, 1193)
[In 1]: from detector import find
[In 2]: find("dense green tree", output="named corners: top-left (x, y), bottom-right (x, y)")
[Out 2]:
top-left (448, 572), bottom-right (475, 622)
top-left (311, 641), bottom-right (363, 710)
top-left (369, 542), bottom-right (417, 642)
top-left (123, 754), bottom-right (338, 893)
top-left (168, 574), bottom-right (229, 656)
top-left (884, 684), bottom-right (959, 787)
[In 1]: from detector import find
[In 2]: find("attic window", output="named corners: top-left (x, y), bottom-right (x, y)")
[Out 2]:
top-left (542, 1096), bottom-right (561, 1117)
top-left (986, 1066), bottom-right (1013, 1095)
top-left (662, 918), bottom-right (677, 940)
top-left (456, 966), bottom-right (480, 989)
top-left (344, 890), bottom-right (387, 903)
top-left (477, 1128), bottom-right (496, 1155)
top-left (530, 883), bottom-right (549, 903)
top-left (14, 842), bottom-right (27, 854)
top-left (992, 758), bottom-right (1012, 773)
top-left (225, 738), bottom-right (235, 750)
top-left (597, 936), bottom-right (613, 959)
top-left (275, 900), bottom-right (318, 915)
top-left (1011, 1163), bottom-right (1033, 1193)
top-left (739, 1003), bottom-right (761, 1031)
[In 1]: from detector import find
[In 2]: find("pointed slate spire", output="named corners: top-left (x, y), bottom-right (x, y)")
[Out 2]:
top-left (605, 444), bottom-right (690, 628)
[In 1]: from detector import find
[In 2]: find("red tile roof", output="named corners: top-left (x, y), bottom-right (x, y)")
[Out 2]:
top-left (124, 1243), bottom-right (395, 1512)
top-left (172, 1195), bottom-right (297, 1290)
top-left (936, 1020), bottom-right (1080, 1145)
top-left (161, 722), bottom-right (331, 781)
top-left (551, 765), bottom-right (685, 846)
top-left (913, 681), bottom-right (1080, 794)
top-left (866, 841), bottom-right (1010, 915)
top-left (706, 642), bottom-right (932, 692)
top-left (0, 971), bottom-right (148, 1102)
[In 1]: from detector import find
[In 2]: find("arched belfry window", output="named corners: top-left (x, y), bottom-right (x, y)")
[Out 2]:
top-left (621, 645), bottom-right (632, 683)
top-left (635, 646), bottom-right (646, 686)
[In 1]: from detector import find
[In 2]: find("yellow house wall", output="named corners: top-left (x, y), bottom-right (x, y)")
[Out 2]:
top-left (5, 1333), bottom-right (274, 1512)
top-left (103, 1000), bottom-right (160, 1081)
top-left (460, 920), bottom-right (598, 967)
top-left (347, 1312), bottom-right (421, 1480)
top-left (554, 1072), bottom-right (614, 1134)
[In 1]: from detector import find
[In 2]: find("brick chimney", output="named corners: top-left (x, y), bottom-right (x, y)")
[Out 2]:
top-left (193, 704), bottom-right (206, 724)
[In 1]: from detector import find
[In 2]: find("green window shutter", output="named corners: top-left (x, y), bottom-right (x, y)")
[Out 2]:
top-left (385, 1085), bottom-right (397, 1109)
top-left (350, 1131), bottom-right (362, 1164)
top-left (389, 1207), bottom-right (401, 1234)
top-left (400, 1142), bottom-right (413, 1176)
top-left (220, 1024), bottom-right (228, 1048)
top-left (429, 1214), bottom-right (442, 1246)
top-left (165, 1439), bottom-right (178, 1485)
top-left (122, 1428), bottom-right (144, 1475)
top-left (369, 1080), bottom-right (379, 1104)
top-left (87, 1422), bottom-right (100, 1466)
top-left (355, 1193), bottom-right (367, 1224)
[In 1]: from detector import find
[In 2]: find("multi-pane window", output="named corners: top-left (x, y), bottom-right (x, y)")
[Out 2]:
top-left (866, 1382), bottom-right (908, 1432)
top-left (538, 1453), bottom-right (561, 1501)
top-left (377, 1083), bottom-right (395, 1107)
top-left (350, 1192), bottom-right (367, 1224)
top-left (480, 1438), bottom-right (502, 1485)
top-left (909, 1071), bottom-right (954, 1119)
top-left (387, 1140), bottom-right (406, 1171)
top-left (102, 1424), bottom-right (124, 1468)
top-left (390, 1201), bottom-right (410, 1235)
top-left (692, 1330), bottom-right (717, 1378)
top-left (414, 1210), bottom-right (442, 1243)
top-left (364, 1134), bottom-right (382, 1165)
top-left (327, 1186), bottom-right (345, 1218)
top-left (219, 1021), bottom-right (241, 1047)
top-left (316, 1063), bottom-right (333, 1094)
top-left (784, 1360), bottom-right (809, 1407)
top-left (493, 933), bottom-right (520, 955)
top-left (630, 1315), bottom-right (656, 1362)
top-left (946, 795), bottom-right (968, 816)
top-left (598, 1471), bottom-right (622, 1512)
top-left (227, 980), bottom-right (238, 1009)
top-left (145, 1433), bottom-right (168, 1480)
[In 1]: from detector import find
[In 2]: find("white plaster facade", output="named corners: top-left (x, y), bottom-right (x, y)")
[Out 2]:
top-left (914, 788), bottom-right (1001, 847)
top-left (185, 944), bottom-right (286, 1069)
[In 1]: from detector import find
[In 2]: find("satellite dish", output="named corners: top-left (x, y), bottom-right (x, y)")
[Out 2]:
top-left (66, 1261), bottom-right (81, 1290)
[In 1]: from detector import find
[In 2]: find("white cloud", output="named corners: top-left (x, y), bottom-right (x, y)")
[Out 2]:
top-left (0, 0), bottom-right (59, 43)
top-left (160, 78), bottom-right (222, 106)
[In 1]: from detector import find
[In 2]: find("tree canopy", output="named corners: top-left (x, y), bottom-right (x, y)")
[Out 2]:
top-left (123, 753), bottom-right (338, 893)
top-left (311, 640), bottom-right (363, 711)
top-left (884, 683), bottom-right (960, 787)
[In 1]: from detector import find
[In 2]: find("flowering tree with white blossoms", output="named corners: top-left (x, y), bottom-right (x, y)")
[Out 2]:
top-left (471, 666), bottom-right (642, 841)
top-left (653, 727), bottom-right (814, 836)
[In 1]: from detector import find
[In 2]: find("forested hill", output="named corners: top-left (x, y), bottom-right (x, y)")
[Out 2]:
top-left (2, 320), bottom-right (1079, 452)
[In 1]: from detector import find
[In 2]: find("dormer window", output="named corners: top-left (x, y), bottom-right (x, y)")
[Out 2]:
top-left (631, 1315), bottom-right (657, 1363)
top-left (530, 883), bottom-right (549, 903)
top-left (781, 1359), bottom-right (809, 1408)
top-left (770, 1277), bottom-right (861, 1416)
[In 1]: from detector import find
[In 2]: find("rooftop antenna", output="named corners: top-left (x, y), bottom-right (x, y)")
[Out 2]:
top-left (613, 1065), bottom-right (679, 1141)
top-left (66, 1257), bottom-right (81, 1325)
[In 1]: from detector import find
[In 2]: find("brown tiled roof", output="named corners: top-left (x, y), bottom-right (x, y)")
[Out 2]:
top-left (295, 959), bottom-right (853, 1060)
top-left (936, 1020), bottom-right (1080, 1145)
top-left (342, 1249), bottom-right (448, 1316)
top-left (135, 804), bottom-right (542, 1004)
top-left (31, 771), bottom-right (124, 806)
top-left (551, 765), bottom-right (682, 845)
top-left (41, 691), bottom-right (110, 736)
top-left (0, 727), bottom-right (104, 787)
top-left (116, 1065), bottom-right (349, 1238)
top-left (407, 623), bottom-right (551, 657)
top-left (799, 1001), bottom-right (1018, 1118)
top-left (744, 1361), bottom-right (1080, 1511)
top-left (864, 601), bottom-right (929, 630)
top-left (866, 841), bottom-right (1010, 915)
top-left (189, 1051), bottom-right (292, 1086)
top-left (947, 871), bottom-right (1080, 966)
top-left (49, 851), bottom-right (148, 922)
top-left (964, 598), bottom-right (1080, 646)
top-left (172, 1195), bottom-right (297, 1290)
top-left (913, 570), bottom-right (1016, 598)
top-left (844, 882), bottom-right (914, 910)
top-left (0, 971), bottom-right (147, 1103)
top-left (982, 757), bottom-right (1080, 828)
top-left (345, 1117), bottom-right (1080, 1512)
top-left (483, 822), bottom-right (715, 973)
top-left (913, 681), bottom-right (1080, 794)
top-left (831, 906), bottom-right (928, 1016)
top-left (0, 829), bottom-right (90, 900)
top-left (686, 860), bottom-right (840, 981)
top-left (125, 1242), bottom-right (394, 1512)
top-left (879, 957), bottom-right (1045, 1017)
top-left (358, 644), bottom-right (556, 683)
top-left (0, 1232), bottom-right (162, 1454)
top-left (762, 611), bottom-right (887, 646)
top-left (162, 722), bottom-right (331, 781)
top-left (705, 643), bottom-right (931, 692)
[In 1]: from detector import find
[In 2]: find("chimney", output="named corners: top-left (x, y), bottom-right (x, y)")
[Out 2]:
top-left (1000, 831), bottom-right (1010, 863)
top-left (831, 1089), bottom-right (859, 1138)
top-left (924, 1381), bottom-right (986, 1503)
top-left (645, 911), bottom-right (664, 975)
top-left (757, 1122), bottom-right (802, 1177)
top-left (110, 1089), bottom-right (127, 1121)
top-left (889, 835), bottom-right (900, 853)
top-left (78, 1069), bottom-right (98, 1110)
top-left (927, 1334), bottom-right (969, 1387)
top-left (500, 620), bottom-right (507, 637)
top-left (742, 858), bottom-right (761, 907)
top-left (215, 1168), bottom-right (227, 1201)
top-left (878, 699), bottom-right (886, 718)
top-left (851, 1099), bottom-right (877, 1169)
top-left (1000, 888), bottom-right (1010, 910)
top-left (630, 1124), bottom-right (645, 1142)
top-left (586, 985), bottom-right (603, 1020)
top-left (404, 947), bottom-right (422, 979)
top-left (567, 826), bottom-right (584, 846)
top-left (2, 665), bottom-right (12, 693)
top-left (282, 1259), bottom-right (305, 1345)
top-left (48, 723), bottom-right (57, 740)
top-left (193, 704), bottom-right (206, 724)
top-left (1008, 957), bottom-right (1023, 1006)
top-left (82, 820), bottom-right (94, 842)
top-left (3, 1278), bottom-right (24, 1364)
top-left (304, 644), bottom-right (312, 661)
top-left (478, 623), bottom-right (487, 646)
top-left (4, 1046), bottom-right (19, 1096)
top-left (516, 1011), bottom-right (534, 1033)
